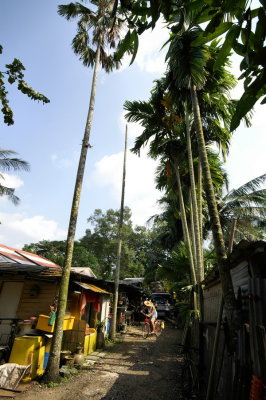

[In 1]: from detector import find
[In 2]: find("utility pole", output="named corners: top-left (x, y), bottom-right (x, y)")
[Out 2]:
top-left (110, 125), bottom-right (128, 340)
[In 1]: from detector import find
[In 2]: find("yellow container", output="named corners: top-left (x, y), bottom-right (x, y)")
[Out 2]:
top-left (9, 336), bottom-right (44, 380)
top-left (84, 328), bottom-right (97, 356)
top-left (36, 315), bottom-right (75, 333)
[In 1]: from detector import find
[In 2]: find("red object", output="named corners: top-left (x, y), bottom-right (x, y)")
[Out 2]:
top-left (249, 375), bottom-right (264, 400)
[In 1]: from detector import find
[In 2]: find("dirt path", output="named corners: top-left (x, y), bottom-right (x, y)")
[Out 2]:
top-left (14, 325), bottom-right (183, 400)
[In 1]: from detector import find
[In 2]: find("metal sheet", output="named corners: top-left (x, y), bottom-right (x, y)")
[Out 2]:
top-left (74, 281), bottom-right (110, 294)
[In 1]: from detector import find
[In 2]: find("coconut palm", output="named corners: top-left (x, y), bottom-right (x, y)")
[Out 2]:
top-left (218, 173), bottom-right (266, 253)
top-left (44, 0), bottom-right (125, 382)
top-left (0, 149), bottom-right (29, 204)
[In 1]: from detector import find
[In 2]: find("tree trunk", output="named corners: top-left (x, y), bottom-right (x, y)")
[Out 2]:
top-left (110, 126), bottom-right (128, 341)
top-left (190, 85), bottom-right (237, 341)
top-left (228, 218), bottom-right (237, 255)
top-left (173, 160), bottom-right (197, 286)
top-left (189, 191), bottom-right (197, 269)
top-left (185, 107), bottom-right (203, 281)
top-left (197, 158), bottom-right (204, 274)
top-left (43, 43), bottom-right (101, 383)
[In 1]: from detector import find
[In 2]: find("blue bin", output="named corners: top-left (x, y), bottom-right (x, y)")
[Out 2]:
top-left (44, 352), bottom-right (50, 369)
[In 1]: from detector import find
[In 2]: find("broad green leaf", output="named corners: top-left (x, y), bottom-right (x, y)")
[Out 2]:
top-left (205, 12), bottom-right (223, 34)
top-left (194, 7), bottom-right (218, 24)
top-left (192, 22), bottom-right (233, 45)
top-left (233, 42), bottom-right (246, 56)
top-left (251, 8), bottom-right (261, 18)
top-left (150, 0), bottom-right (160, 27)
top-left (254, 8), bottom-right (266, 49)
top-left (260, 95), bottom-right (266, 104)
top-left (114, 30), bottom-right (131, 62)
top-left (230, 72), bottom-right (266, 130)
top-left (214, 25), bottom-right (241, 70)
top-left (129, 30), bottom-right (139, 66)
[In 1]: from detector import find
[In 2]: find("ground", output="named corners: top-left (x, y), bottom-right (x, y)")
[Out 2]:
top-left (5, 325), bottom-right (183, 400)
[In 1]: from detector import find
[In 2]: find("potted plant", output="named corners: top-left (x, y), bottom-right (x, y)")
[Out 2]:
top-left (96, 320), bottom-right (105, 333)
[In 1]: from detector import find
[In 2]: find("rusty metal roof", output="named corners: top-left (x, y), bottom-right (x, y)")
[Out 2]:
top-left (74, 281), bottom-right (110, 294)
top-left (0, 244), bottom-right (61, 272)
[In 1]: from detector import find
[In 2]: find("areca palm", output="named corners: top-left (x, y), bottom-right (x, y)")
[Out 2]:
top-left (166, 27), bottom-right (238, 342)
top-left (125, 88), bottom-right (198, 286)
top-left (0, 149), bottom-right (29, 204)
top-left (45, 0), bottom-right (124, 382)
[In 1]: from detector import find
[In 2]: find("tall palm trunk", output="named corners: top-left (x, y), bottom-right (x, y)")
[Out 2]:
top-left (110, 126), bottom-right (128, 341)
top-left (185, 107), bottom-right (203, 281)
top-left (43, 43), bottom-right (101, 382)
top-left (228, 218), bottom-right (237, 255)
top-left (190, 85), bottom-right (237, 341)
top-left (197, 158), bottom-right (204, 272)
top-left (173, 160), bottom-right (197, 287)
top-left (189, 191), bottom-right (197, 269)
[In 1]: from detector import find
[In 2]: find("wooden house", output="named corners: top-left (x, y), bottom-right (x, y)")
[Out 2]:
top-left (0, 244), bottom-right (111, 375)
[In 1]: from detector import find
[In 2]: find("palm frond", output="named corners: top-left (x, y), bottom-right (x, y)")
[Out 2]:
top-left (58, 3), bottom-right (94, 20)
top-left (0, 152), bottom-right (29, 172)
top-left (225, 173), bottom-right (266, 201)
top-left (0, 185), bottom-right (20, 205)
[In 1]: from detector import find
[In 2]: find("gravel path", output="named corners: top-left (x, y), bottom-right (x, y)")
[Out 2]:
top-left (12, 325), bottom-right (183, 400)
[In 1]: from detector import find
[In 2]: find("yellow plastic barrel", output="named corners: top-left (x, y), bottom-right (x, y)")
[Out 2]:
top-left (9, 336), bottom-right (45, 380)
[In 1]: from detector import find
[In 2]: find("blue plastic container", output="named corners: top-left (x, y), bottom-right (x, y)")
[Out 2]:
top-left (44, 352), bottom-right (50, 369)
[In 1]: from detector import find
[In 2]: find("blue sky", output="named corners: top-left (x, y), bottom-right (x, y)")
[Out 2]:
top-left (0, 1), bottom-right (265, 249)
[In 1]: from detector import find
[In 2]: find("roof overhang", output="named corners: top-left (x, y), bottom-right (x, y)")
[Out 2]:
top-left (74, 281), bottom-right (110, 295)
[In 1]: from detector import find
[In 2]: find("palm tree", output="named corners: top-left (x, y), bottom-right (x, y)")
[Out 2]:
top-left (44, 0), bottom-right (124, 382)
top-left (218, 173), bottom-right (266, 253)
top-left (166, 27), bottom-right (238, 343)
top-left (0, 149), bottom-right (29, 204)
top-left (125, 86), bottom-right (198, 287)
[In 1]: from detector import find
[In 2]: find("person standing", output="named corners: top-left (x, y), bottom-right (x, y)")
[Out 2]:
top-left (144, 300), bottom-right (157, 333)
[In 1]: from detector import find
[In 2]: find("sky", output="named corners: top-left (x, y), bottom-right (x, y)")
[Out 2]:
top-left (0, 1), bottom-right (265, 249)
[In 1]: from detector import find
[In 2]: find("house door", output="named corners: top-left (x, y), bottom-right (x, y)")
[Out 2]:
top-left (0, 281), bottom-right (24, 345)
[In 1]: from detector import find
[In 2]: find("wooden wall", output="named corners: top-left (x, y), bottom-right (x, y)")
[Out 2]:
top-left (203, 282), bottom-right (222, 323)
top-left (17, 280), bottom-right (59, 319)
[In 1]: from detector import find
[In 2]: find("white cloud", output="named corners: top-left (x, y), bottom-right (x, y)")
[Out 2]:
top-left (51, 152), bottom-right (78, 169)
top-left (90, 149), bottom-right (162, 226)
top-left (0, 174), bottom-right (24, 189)
top-left (119, 19), bottom-right (169, 75)
top-left (119, 111), bottom-right (144, 140)
top-left (135, 20), bottom-right (169, 74)
top-left (0, 212), bottom-right (67, 249)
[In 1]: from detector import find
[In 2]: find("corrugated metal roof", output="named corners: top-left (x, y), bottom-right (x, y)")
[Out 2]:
top-left (70, 267), bottom-right (97, 278)
top-left (74, 281), bottom-right (110, 294)
top-left (0, 244), bottom-right (61, 269)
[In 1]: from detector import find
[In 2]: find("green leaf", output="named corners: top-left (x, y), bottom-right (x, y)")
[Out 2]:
top-left (214, 25), bottom-right (241, 70)
top-left (114, 30), bottom-right (132, 62)
top-left (254, 8), bottom-right (266, 49)
top-left (129, 30), bottom-right (139, 66)
top-left (233, 42), bottom-right (246, 56)
top-left (251, 7), bottom-right (261, 18)
top-left (230, 71), bottom-right (266, 130)
top-left (150, 0), bottom-right (160, 28)
top-left (192, 22), bottom-right (233, 46)
top-left (205, 12), bottom-right (223, 34)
